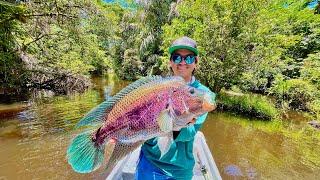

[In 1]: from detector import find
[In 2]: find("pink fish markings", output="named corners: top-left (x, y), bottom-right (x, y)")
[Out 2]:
top-left (67, 76), bottom-right (216, 174)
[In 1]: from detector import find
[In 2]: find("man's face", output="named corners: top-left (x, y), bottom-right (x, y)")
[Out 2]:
top-left (169, 49), bottom-right (197, 81)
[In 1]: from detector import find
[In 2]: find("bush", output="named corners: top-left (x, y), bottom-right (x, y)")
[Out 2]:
top-left (217, 90), bottom-right (279, 120)
top-left (309, 100), bottom-right (320, 120)
top-left (301, 52), bottom-right (320, 89)
top-left (119, 48), bottom-right (142, 80)
top-left (269, 75), bottom-right (318, 110)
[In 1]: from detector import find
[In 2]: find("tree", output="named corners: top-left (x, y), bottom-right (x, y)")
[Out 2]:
top-left (0, 2), bottom-right (29, 93)
top-left (138, 0), bottom-right (175, 76)
top-left (162, 0), bottom-right (270, 92)
top-left (0, 0), bottom-right (116, 95)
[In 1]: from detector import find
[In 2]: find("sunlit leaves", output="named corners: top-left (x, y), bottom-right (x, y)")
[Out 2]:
top-left (301, 52), bottom-right (320, 88)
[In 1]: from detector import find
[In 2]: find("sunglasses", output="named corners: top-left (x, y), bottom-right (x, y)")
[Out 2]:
top-left (171, 54), bottom-right (197, 64)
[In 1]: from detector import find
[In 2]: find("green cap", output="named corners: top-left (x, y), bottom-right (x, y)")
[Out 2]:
top-left (169, 36), bottom-right (198, 55)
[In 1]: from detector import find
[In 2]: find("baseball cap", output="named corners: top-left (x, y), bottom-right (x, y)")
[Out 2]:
top-left (169, 36), bottom-right (199, 56)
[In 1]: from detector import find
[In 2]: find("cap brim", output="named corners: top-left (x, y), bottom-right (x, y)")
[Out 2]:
top-left (169, 45), bottom-right (199, 55)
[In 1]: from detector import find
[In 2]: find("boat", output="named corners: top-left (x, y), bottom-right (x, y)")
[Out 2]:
top-left (106, 131), bottom-right (222, 180)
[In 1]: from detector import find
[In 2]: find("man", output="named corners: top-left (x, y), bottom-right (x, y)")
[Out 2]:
top-left (135, 36), bottom-right (216, 180)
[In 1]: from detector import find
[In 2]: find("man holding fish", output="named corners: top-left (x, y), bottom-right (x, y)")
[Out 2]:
top-left (66, 37), bottom-right (216, 180)
top-left (135, 37), bottom-right (217, 180)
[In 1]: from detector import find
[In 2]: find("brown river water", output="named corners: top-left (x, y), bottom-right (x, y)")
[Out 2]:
top-left (1, 74), bottom-right (319, 180)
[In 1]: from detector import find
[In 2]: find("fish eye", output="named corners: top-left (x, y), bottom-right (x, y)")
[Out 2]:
top-left (189, 88), bottom-right (195, 94)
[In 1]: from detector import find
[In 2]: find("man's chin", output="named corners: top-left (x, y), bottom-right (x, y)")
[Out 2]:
top-left (173, 71), bottom-right (183, 76)
top-left (177, 67), bottom-right (188, 71)
top-left (177, 70), bottom-right (188, 75)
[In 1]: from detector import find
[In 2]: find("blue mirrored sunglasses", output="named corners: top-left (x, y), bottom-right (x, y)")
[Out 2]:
top-left (171, 54), bottom-right (196, 64)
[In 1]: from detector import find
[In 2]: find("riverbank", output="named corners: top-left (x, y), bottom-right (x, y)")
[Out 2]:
top-left (217, 90), bottom-right (279, 120)
top-left (0, 71), bottom-right (91, 104)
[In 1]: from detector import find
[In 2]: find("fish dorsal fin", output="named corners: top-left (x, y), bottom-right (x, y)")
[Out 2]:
top-left (111, 75), bottom-right (164, 102)
top-left (112, 75), bottom-right (185, 102)
top-left (105, 75), bottom-right (185, 108)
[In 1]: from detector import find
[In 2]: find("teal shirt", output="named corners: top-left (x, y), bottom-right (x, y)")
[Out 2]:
top-left (141, 79), bottom-right (215, 180)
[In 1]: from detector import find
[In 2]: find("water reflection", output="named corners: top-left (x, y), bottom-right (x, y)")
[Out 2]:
top-left (0, 74), bottom-right (128, 179)
top-left (202, 112), bottom-right (320, 179)
top-left (0, 75), bottom-right (320, 179)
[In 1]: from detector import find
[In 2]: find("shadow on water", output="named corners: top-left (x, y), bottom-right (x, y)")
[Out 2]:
top-left (0, 74), bottom-right (320, 179)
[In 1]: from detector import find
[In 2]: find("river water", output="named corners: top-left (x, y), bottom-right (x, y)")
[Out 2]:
top-left (0, 75), bottom-right (319, 180)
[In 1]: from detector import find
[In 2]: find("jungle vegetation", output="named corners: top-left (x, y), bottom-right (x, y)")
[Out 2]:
top-left (1, 0), bottom-right (319, 119)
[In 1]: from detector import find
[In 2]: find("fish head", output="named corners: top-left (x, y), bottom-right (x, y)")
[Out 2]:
top-left (185, 87), bottom-right (216, 114)
top-left (170, 85), bottom-right (216, 129)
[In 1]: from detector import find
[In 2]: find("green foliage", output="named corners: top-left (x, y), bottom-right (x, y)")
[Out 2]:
top-left (0, 3), bottom-right (29, 91)
top-left (111, 9), bottom-right (142, 79)
top-left (269, 75), bottom-right (319, 110)
top-left (242, 0), bottom-right (320, 91)
top-left (217, 91), bottom-right (279, 120)
top-left (309, 99), bottom-right (320, 119)
top-left (23, 0), bottom-right (114, 75)
top-left (110, 0), bottom-right (175, 80)
top-left (301, 52), bottom-right (320, 89)
top-left (160, 0), bottom-right (320, 116)
top-left (162, 0), bottom-right (272, 92)
top-left (119, 48), bottom-right (142, 80)
top-left (1, 0), bottom-right (319, 118)
top-left (87, 2), bottom-right (124, 74)
top-left (138, 0), bottom-right (173, 76)
top-left (1, 0), bottom-right (118, 93)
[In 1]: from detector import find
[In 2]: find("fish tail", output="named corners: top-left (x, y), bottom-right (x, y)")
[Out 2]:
top-left (67, 131), bottom-right (105, 173)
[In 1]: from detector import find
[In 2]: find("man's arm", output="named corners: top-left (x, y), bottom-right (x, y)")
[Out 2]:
top-left (173, 113), bottom-right (209, 142)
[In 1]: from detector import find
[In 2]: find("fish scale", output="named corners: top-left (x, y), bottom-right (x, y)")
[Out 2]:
top-left (109, 79), bottom-right (184, 123)
top-left (101, 94), bottom-right (167, 143)
top-left (117, 99), bottom-right (166, 142)
top-left (67, 75), bottom-right (215, 174)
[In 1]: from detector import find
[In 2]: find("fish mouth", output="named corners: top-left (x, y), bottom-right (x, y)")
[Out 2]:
top-left (201, 92), bottom-right (216, 112)
top-left (202, 101), bottom-right (216, 112)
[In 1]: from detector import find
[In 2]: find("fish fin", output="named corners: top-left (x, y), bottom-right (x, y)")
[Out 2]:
top-left (101, 140), bottom-right (143, 177)
top-left (111, 75), bottom-right (164, 102)
top-left (67, 131), bottom-right (105, 173)
top-left (157, 133), bottom-right (174, 158)
top-left (157, 109), bottom-right (174, 133)
top-left (110, 75), bottom-right (186, 102)
top-left (76, 101), bottom-right (113, 128)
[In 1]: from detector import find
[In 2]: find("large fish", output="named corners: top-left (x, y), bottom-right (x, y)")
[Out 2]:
top-left (67, 76), bottom-right (215, 174)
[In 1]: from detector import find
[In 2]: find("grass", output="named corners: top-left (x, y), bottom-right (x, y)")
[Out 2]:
top-left (217, 90), bottom-right (279, 120)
